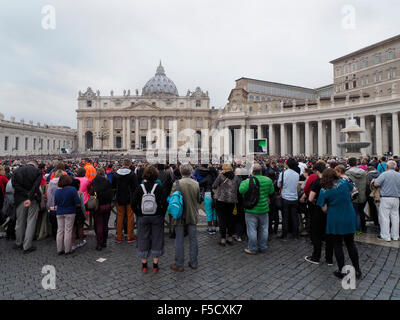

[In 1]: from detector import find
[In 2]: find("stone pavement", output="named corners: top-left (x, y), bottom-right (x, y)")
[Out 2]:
top-left (0, 227), bottom-right (399, 300)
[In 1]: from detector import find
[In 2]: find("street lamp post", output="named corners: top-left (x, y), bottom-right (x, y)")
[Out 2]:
top-left (96, 126), bottom-right (109, 158)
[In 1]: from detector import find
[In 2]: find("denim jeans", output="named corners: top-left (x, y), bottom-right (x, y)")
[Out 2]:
top-left (175, 224), bottom-right (198, 268)
top-left (245, 213), bottom-right (269, 253)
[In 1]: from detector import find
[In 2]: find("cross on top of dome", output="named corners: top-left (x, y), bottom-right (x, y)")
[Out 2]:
top-left (156, 60), bottom-right (165, 76)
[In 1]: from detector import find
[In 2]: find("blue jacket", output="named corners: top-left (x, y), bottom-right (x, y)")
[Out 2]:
top-left (55, 186), bottom-right (81, 215)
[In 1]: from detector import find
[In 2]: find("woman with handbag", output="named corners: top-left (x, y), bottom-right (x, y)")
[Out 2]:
top-left (316, 168), bottom-right (362, 280)
top-left (212, 163), bottom-right (240, 246)
top-left (91, 168), bottom-right (114, 250)
top-left (54, 175), bottom-right (81, 255)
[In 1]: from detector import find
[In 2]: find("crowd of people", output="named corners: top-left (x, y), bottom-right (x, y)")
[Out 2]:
top-left (0, 153), bottom-right (399, 280)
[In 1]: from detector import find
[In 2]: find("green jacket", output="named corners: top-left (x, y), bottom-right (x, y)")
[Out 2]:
top-left (239, 175), bottom-right (274, 214)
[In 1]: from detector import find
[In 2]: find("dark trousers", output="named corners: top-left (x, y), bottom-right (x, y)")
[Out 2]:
top-left (282, 199), bottom-right (299, 238)
top-left (309, 203), bottom-right (333, 261)
top-left (233, 212), bottom-right (246, 237)
top-left (49, 210), bottom-right (58, 239)
top-left (268, 202), bottom-right (279, 235)
top-left (367, 196), bottom-right (379, 226)
top-left (332, 234), bottom-right (360, 272)
top-left (216, 201), bottom-right (235, 239)
top-left (137, 215), bottom-right (164, 259)
top-left (353, 202), bottom-right (367, 231)
top-left (6, 219), bottom-right (16, 240)
top-left (93, 204), bottom-right (111, 246)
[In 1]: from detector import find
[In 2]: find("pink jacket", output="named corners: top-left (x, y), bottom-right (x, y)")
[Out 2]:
top-left (75, 177), bottom-right (92, 204)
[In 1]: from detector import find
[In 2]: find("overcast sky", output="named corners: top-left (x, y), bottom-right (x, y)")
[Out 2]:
top-left (0, 0), bottom-right (399, 128)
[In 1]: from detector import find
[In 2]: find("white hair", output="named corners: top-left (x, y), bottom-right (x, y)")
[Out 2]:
top-left (387, 160), bottom-right (397, 170)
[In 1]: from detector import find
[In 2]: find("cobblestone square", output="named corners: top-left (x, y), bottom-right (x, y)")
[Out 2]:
top-left (0, 226), bottom-right (399, 300)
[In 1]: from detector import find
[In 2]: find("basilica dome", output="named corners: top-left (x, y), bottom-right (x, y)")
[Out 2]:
top-left (142, 62), bottom-right (178, 96)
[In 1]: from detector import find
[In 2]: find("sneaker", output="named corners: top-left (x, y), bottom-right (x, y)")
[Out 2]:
top-left (127, 236), bottom-right (137, 243)
top-left (355, 231), bottom-right (363, 236)
top-left (326, 260), bottom-right (333, 266)
top-left (23, 246), bottom-right (36, 254)
top-left (391, 238), bottom-right (399, 241)
top-left (142, 267), bottom-right (148, 273)
top-left (170, 264), bottom-right (184, 272)
top-left (207, 228), bottom-right (213, 235)
top-left (244, 248), bottom-right (257, 255)
top-left (305, 256), bottom-right (320, 265)
top-left (71, 245), bottom-right (78, 251)
top-left (78, 239), bottom-right (87, 248)
top-left (114, 237), bottom-right (122, 244)
top-left (377, 235), bottom-right (391, 242)
top-left (333, 271), bottom-right (346, 279)
top-left (153, 267), bottom-right (159, 274)
top-left (0, 217), bottom-right (10, 228)
top-left (188, 263), bottom-right (198, 270)
top-left (235, 236), bottom-right (243, 242)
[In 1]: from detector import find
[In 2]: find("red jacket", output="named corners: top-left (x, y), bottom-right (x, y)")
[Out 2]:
top-left (0, 175), bottom-right (8, 196)
top-left (304, 174), bottom-right (318, 197)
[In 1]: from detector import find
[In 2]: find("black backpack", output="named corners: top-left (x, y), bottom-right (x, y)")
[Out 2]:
top-left (243, 176), bottom-right (260, 210)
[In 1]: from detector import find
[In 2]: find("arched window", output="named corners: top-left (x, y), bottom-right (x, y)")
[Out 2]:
top-left (85, 131), bottom-right (93, 150)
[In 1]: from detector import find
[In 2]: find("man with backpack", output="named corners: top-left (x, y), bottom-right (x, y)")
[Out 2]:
top-left (239, 164), bottom-right (274, 255)
top-left (170, 164), bottom-right (200, 272)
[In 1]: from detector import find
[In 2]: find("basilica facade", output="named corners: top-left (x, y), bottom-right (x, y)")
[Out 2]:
top-left (76, 35), bottom-right (400, 159)
top-left (76, 62), bottom-right (217, 155)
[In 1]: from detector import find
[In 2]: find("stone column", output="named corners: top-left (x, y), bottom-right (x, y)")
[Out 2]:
top-left (95, 118), bottom-right (101, 149)
top-left (393, 112), bottom-right (399, 156)
top-left (292, 123), bottom-right (298, 156)
top-left (359, 116), bottom-right (366, 156)
top-left (382, 116), bottom-right (389, 154)
top-left (318, 120), bottom-right (323, 156)
top-left (305, 121), bottom-right (311, 156)
top-left (109, 118), bottom-right (114, 150)
top-left (280, 124), bottom-right (286, 156)
top-left (241, 124), bottom-right (246, 156)
top-left (135, 118), bottom-right (140, 149)
top-left (375, 114), bottom-right (382, 156)
top-left (269, 124), bottom-right (275, 156)
top-left (127, 118), bottom-right (131, 150)
top-left (257, 125), bottom-right (262, 139)
top-left (331, 119), bottom-right (337, 156)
